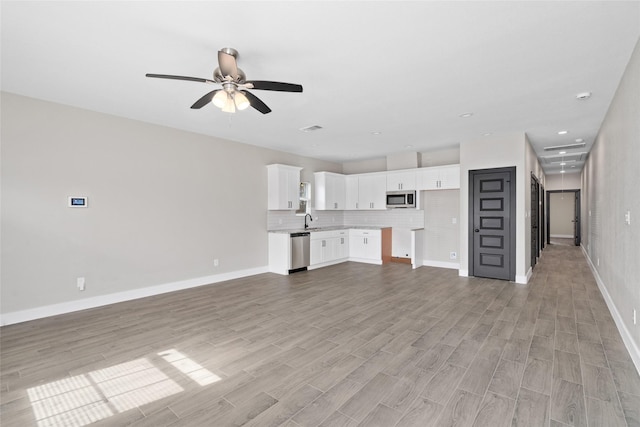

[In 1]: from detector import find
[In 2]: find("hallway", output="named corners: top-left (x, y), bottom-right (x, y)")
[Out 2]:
top-left (1, 245), bottom-right (639, 426)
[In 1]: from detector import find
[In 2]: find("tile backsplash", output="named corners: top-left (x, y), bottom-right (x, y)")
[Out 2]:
top-left (267, 209), bottom-right (424, 231)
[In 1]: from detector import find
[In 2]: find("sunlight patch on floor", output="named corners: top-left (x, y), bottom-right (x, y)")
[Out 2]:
top-left (158, 349), bottom-right (222, 386)
top-left (27, 358), bottom-right (183, 427)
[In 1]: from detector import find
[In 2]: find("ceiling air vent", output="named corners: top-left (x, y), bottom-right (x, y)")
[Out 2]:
top-left (541, 152), bottom-right (585, 164)
top-left (543, 142), bottom-right (586, 151)
top-left (299, 125), bottom-right (323, 132)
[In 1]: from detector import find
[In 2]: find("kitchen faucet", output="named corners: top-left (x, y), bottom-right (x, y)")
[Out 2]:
top-left (304, 214), bottom-right (313, 229)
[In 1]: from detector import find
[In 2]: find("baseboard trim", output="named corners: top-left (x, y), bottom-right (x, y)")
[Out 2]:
top-left (422, 260), bottom-right (460, 270)
top-left (551, 234), bottom-right (574, 239)
top-left (581, 244), bottom-right (640, 374)
top-left (515, 267), bottom-right (532, 285)
top-left (0, 266), bottom-right (269, 326)
top-left (458, 269), bottom-right (469, 277)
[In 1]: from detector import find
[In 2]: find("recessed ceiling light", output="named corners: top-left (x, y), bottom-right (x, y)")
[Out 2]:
top-left (559, 151), bottom-right (567, 154)
top-left (576, 92), bottom-right (592, 100)
top-left (558, 130), bottom-right (569, 135)
top-left (560, 162), bottom-right (566, 166)
top-left (560, 170), bottom-right (566, 173)
top-left (459, 112), bottom-right (473, 118)
top-left (571, 165), bottom-right (576, 168)
top-left (371, 131), bottom-right (382, 135)
top-left (483, 133), bottom-right (492, 137)
top-left (575, 138), bottom-right (584, 143)
top-left (405, 145), bottom-right (413, 149)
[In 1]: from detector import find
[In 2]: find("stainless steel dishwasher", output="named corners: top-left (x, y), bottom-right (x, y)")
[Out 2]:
top-left (290, 232), bottom-right (310, 273)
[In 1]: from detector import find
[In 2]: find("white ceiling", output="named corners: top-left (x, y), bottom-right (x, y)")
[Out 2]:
top-left (2, 2), bottom-right (639, 174)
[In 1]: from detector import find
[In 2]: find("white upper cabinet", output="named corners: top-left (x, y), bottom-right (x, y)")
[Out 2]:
top-left (386, 170), bottom-right (417, 191)
top-left (267, 164), bottom-right (302, 210)
top-left (416, 164), bottom-right (460, 190)
top-left (345, 175), bottom-right (360, 210)
top-left (314, 172), bottom-right (346, 210)
top-left (357, 173), bottom-right (387, 210)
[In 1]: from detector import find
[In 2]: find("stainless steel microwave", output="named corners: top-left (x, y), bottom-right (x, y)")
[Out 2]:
top-left (386, 190), bottom-right (416, 208)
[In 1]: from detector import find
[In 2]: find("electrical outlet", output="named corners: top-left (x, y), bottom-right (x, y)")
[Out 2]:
top-left (625, 210), bottom-right (631, 225)
top-left (597, 258), bottom-right (600, 267)
top-left (450, 251), bottom-right (457, 260)
top-left (634, 309), bottom-right (637, 325)
top-left (214, 259), bottom-right (219, 267)
top-left (77, 277), bottom-right (85, 291)
top-left (452, 217), bottom-right (457, 224)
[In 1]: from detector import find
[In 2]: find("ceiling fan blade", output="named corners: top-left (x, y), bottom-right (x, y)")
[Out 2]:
top-left (218, 50), bottom-right (239, 80)
top-left (190, 90), bottom-right (221, 109)
top-left (242, 90), bottom-right (272, 114)
top-left (245, 80), bottom-right (303, 92)
top-left (146, 74), bottom-right (216, 84)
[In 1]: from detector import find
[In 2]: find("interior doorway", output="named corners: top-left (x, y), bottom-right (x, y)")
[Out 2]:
top-left (468, 167), bottom-right (516, 281)
top-left (546, 190), bottom-right (581, 246)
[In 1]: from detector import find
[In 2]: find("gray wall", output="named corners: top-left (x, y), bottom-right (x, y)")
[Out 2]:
top-left (1, 93), bottom-right (341, 319)
top-left (581, 38), bottom-right (640, 366)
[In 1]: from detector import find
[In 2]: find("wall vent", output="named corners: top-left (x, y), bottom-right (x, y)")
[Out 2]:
top-left (541, 152), bottom-right (585, 164)
top-left (543, 142), bottom-right (586, 151)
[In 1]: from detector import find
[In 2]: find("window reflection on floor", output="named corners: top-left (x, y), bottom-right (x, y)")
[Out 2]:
top-left (27, 349), bottom-right (220, 427)
top-left (158, 349), bottom-right (221, 386)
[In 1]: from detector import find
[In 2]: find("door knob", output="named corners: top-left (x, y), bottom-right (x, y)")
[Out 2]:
top-left (474, 229), bottom-right (480, 232)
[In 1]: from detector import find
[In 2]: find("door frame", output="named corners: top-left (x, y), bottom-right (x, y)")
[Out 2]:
top-left (468, 166), bottom-right (517, 281)
top-left (545, 189), bottom-right (581, 246)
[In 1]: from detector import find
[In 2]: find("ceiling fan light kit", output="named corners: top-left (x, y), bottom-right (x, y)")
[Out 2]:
top-left (146, 47), bottom-right (303, 114)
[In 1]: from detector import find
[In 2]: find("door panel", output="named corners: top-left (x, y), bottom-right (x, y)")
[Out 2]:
top-left (471, 170), bottom-right (514, 281)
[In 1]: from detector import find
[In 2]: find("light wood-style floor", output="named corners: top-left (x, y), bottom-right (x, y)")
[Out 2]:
top-left (2, 244), bottom-right (639, 426)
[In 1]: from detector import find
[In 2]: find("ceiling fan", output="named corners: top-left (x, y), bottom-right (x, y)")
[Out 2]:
top-left (146, 47), bottom-right (303, 114)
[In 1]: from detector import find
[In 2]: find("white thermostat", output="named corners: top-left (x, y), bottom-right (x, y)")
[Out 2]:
top-left (68, 196), bottom-right (88, 208)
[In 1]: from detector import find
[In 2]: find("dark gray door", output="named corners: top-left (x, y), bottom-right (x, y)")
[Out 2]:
top-left (574, 190), bottom-right (581, 246)
top-left (471, 168), bottom-right (515, 281)
top-left (531, 175), bottom-right (539, 268)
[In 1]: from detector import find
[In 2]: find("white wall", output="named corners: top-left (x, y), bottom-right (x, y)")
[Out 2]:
top-left (0, 93), bottom-right (341, 323)
top-left (545, 172), bottom-right (581, 191)
top-left (422, 189), bottom-right (460, 266)
top-left (581, 38), bottom-right (640, 370)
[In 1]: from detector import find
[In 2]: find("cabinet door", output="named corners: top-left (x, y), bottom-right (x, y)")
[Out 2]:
top-left (363, 235), bottom-right (381, 260)
top-left (315, 172), bottom-right (346, 210)
top-left (268, 164), bottom-right (301, 210)
top-left (359, 174), bottom-right (386, 210)
top-left (438, 165), bottom-right (461, 189)
top-left (416, 168), bottom-right (440, 190)
top-left (387, 170), bottom-right (417, 191)
top-left (327, 173), bottom-right (346, 210)
top-left (310, 239), bottom-right (323, 265)
top-left (336, 235), bottom-right (349, 259)
top-left (345, 176), bottom-right (359, 210)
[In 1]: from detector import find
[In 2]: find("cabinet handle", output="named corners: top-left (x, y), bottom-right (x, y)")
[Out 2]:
top-left (341, 238), bottom-right (344, 244)
top-left (334, 202), bottom-right (337, 209)
top-left (322, 240), bottom-right (326, 247)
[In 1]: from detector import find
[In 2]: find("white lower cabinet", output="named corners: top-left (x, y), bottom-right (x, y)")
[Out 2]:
top-left (349, 229), bottom-right (382, 263)
top-left (310, 230), bottom-right (349, 267)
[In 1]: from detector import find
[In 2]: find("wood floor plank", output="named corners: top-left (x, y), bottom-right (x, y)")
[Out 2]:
top-left (512, 387), bottom-right (550, 427)
top-left (488, 358), bottom-right (525, 398)
top-left (472, 392), bottom-right (516, 427)
top-left (436, 388), bottom-right (483, 427)
top-left (550, 378), bottom-right (587, 426)
top-left (522, 357), bottom-right (553, 395)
